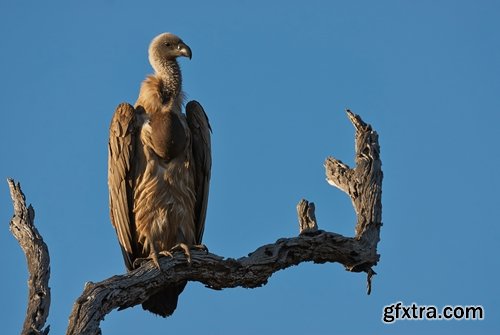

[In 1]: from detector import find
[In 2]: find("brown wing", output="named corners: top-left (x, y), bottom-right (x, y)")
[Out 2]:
top-left (108, 102), bottom-right (139, 270)
top-left (186, 100), bottom-right (212, 244)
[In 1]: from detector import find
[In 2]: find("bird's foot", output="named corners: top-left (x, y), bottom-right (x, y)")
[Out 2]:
top-left (132, 257), bottom-right (146, 268)
top-left (192, 243), bottom-right (209, 253)
top-left (158, 250), bottom-right (174, 258)
top-left (133, 250), bottom-right (170, 270)
top-left (132, 254), bottom-right (161, 269)
top-left (169, 243), bottom-right (192, 263)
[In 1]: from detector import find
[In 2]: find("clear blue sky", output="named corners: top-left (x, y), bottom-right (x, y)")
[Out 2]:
top-left (1, 1), bottom-right (499, 334)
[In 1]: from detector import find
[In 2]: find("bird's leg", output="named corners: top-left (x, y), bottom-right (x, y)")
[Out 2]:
top-left (169, 243), bottom-right (193, 263)
top-left (132, 239), bottom-right (164, 270)
top-left (150, 251), bottom-right (161, 270)
top-left (132, 252), bottom-right (161, 269)
top-left (167, 243), bottom-right (208, 263)
top-left (133, 244), bottom-right (178, 270)
top-left (147, 239), bottom-right (164, 270)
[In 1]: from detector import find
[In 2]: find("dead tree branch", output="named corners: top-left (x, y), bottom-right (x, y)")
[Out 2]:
top-left (7, 179), bottom-right (51, 335)
top-left (7, 110), bottom-right (382, 335)
top-left (325, 109), bottom-right (383, 262)
top-left (67, 230), bottom-right (378, 335)
top-left (296, 199), bottom-right (318, 234)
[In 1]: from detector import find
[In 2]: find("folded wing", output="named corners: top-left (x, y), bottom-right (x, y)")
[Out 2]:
top-left (108, 102), bottom-right (138, 270)
top-left (186, 100), bottom-right (212, 244)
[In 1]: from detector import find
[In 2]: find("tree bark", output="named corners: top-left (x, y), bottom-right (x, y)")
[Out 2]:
top-left (7, 179), bottom-right (51, 335)
top-left (7, 110), bottom-right (382, 335)
top-left (325, 110), bottom-right (383, 265)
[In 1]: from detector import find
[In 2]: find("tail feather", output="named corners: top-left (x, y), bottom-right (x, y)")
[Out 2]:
top-left (142, 281), bottom-right (187, 317)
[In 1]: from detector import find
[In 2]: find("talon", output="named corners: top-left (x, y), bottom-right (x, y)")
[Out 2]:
top-left (159, 250), bottom-right (174, 258)
top-left (132, 257), bottom-right (149, 268)
top-left (132, 253), bottom-right (162, 270)
top-left (170, 243), bottom-right (192, 263)
top-left (193, 243), bottom-right (209, 253)
top-left (151, 252), bottom-right (161, 270)
top-left (146, 240), bottom-right (162, 270)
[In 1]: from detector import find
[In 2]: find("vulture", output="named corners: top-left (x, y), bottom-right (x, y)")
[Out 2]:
top-left (108, 33), bottom-right (211, 317)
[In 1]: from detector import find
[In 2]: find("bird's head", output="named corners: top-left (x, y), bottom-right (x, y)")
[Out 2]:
top-left (149, 33), bottom-right (192, 72)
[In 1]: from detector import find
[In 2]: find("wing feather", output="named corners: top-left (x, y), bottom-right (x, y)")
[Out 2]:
top-left (186, 100), bottom-right (212, 244)
top-left (108, 102), bottom-right (138, 270)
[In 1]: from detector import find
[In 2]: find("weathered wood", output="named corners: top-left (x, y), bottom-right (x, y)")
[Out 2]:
top-left (7, 179), bottom-right (51, 335)
top-left (322, 109), bottom-right (383, 294)
top-left (297, 199), bottom-right (318, 234)
top-left (325, 109), bottom-right (383, 251)
top-left (66, 231), bottom-right (377, 335)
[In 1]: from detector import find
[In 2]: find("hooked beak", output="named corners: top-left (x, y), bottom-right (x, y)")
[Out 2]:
top-left (178, 42), bottom-right (192, 60)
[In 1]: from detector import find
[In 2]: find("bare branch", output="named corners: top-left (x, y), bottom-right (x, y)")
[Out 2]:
top-left (325, 109), bottom-right (383, 291)
top-left (7, 179), bottom-right (51, 335)
top-left (66, 231), bottom-right (377, 335)
top-left (296, 199), bottom-right (318, 234)
top-left (325, 109), bottom-right (383, 245)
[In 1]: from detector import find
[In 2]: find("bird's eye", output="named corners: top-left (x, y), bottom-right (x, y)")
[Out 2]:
top-left (165, 42), bottom-right (171, 47)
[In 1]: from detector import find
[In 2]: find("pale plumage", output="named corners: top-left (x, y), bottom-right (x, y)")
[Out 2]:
top-left (108, 33), bottom-right (211, 317)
